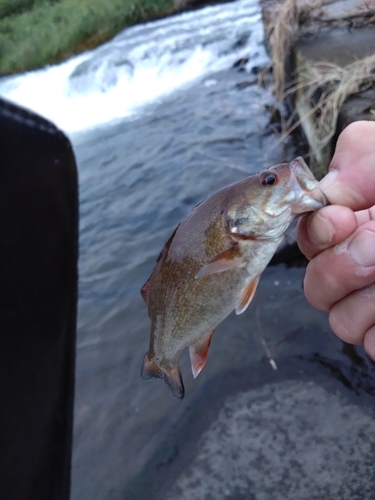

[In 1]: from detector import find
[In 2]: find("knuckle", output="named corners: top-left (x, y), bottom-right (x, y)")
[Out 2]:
top-left (329, 305), bottom-right (364, 344)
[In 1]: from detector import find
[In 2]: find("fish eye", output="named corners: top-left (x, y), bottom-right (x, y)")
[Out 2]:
top-left (260, 172), bottom-right (278, 186)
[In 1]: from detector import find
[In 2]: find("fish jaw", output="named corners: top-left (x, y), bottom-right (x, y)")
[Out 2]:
top-left (291, 185), bottom-right (328, 214)
top-left (289, 157), bottom-right (328, 215)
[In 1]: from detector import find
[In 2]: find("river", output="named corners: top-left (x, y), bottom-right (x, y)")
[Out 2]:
top-left (1, 1), bottom-right (374, 499)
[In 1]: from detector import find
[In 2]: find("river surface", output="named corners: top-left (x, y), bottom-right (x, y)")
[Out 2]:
top-left (1, 1), bottom-right (374, 499)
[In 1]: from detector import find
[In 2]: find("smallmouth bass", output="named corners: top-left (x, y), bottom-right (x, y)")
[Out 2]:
top-left (141, 158), bottom-right (327, 400)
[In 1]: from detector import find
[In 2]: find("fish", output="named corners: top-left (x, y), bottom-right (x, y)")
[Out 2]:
top-left (141, 157), bottom-right (327, 400)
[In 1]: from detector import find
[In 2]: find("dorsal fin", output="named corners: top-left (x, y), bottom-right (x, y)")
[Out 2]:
top-left (189, 330), bottom-right (214, 378)
top-left (140, 278), bottom-right (150, 304)
top-left (195, 244), bottom-right (245, 278)
top-left (235, 276), bottom-right (260, 315)
top-left (156, 223), bottom-right (180, 263)
top-left (141, 223), bottom-right (181, 305)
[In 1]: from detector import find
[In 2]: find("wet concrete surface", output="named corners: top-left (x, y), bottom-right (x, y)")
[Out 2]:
top-left (125, 357), bottom-right (375, 500)
top-left (295, 26), bottom-right (375, 67)
top-left (337, 87), bottom-right (375, 134)
top-left (121, 261), bottom-right (375, 500)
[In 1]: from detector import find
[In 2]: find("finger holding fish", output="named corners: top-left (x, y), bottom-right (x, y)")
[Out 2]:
top-left (296, 205), bottom-right (358, 260)
top-left (316, 121), bottom-right (375, 211)
top-left (297, 121), bottom-right (375, 260)
top-left (296, 121), bottom-right (375, 360)
top-left (328, 282), bottom-right (375, 351)
top-left (303, 221), bottom-right (375, 311)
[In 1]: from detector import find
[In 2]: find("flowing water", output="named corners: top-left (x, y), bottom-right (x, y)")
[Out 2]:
top-left (1, 1), bottom-right (374, 499)
top-left (0, 0), bottom-right (267, 133)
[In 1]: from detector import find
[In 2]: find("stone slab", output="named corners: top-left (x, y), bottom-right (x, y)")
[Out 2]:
top-left (295, 26), bottom-right (375, 67)
top-left (337, 87), bottom-right (375, 133)
top-left (124, 358), bottom-right (375, 499)
top-left (167, 380), bottom-right (375, 500)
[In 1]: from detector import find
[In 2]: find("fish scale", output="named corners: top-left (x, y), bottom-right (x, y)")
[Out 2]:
top-left (141, 158), bottom-right (328, 400)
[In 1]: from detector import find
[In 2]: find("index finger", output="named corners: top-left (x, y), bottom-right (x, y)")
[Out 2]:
top-left (319, 121), bottom-right (375, 211)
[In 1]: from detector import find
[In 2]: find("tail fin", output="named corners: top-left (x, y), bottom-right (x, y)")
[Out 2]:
top-left (141, 353), bottom-right (185, 400)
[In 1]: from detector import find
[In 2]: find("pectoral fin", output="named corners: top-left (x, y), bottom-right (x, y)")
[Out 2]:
top-left (189, 330), bottom-right (214, 378)
top-left (235, 276), bottom-right (260, 315)
top-left (195, 244), bottom-right (245, 278)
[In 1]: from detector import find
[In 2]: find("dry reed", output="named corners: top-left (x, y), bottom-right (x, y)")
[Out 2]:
top-left (265, 0), bottom-right (375, 176)
top-left (266, 0), bottom-right (322, 100)
top-left (293, 54), bottom-right (375, 151)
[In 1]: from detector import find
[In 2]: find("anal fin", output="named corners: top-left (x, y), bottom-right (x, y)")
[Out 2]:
top-left (189, 330), bottom-right (214, 378)
top-left (141, 352), bottom-right (185, 400)
top-left (235, 276), bottom-right (260, 315)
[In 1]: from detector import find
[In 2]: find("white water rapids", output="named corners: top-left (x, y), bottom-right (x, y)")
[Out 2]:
top-left (0, 0), bottom-right (268, 134)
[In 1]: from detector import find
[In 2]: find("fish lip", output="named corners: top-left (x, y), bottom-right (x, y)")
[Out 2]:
top-left (320, 190), bottom-right (330, 207)
top-left (290, 157), bottom-right (315, 181)
top-left (286, 168), bottom-right (329, 214)
top-left (289, 159), bottom-right (330, 212)
top-left (312, 187), bottom-right (330, 208)
top-left (296, 187), bottom-right (329, 212)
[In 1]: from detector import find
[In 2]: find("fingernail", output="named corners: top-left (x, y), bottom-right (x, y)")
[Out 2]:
top-left (318, 170), bottom-right (339, 191)
top-left (308, 213), bottom-right (334, 246)
top-left (348, 230), bottom-right (375, 267)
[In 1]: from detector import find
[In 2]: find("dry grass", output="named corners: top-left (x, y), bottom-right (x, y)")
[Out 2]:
top-left (265, 0), bottom-right (375, 177)
top-left (266, 0), bottom-right (322, 100)
top-left (292, 54), bottom-right (375, 152)
top-left (266, 0), bottom-right (299, 100)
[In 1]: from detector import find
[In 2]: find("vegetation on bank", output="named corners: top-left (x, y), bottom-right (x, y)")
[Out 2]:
top-left (0, 0), bottom-right (176, 75)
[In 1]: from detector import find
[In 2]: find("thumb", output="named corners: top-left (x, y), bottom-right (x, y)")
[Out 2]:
top-left (319, 121), bottom-right (375, 211)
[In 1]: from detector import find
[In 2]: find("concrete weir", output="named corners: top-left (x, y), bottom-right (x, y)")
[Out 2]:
top-left (262, 0), bottom-right (375, 176)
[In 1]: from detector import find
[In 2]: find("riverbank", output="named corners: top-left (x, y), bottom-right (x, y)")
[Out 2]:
top-left (261, 0), bottom-right (375, 177)
top-left (0, 0), bottom-right (178, 75)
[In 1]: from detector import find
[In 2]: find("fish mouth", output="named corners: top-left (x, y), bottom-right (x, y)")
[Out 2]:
top-left (318, 189), bottom-right (330, 207)
top-left (290, 157), bottom-right (316, 181)
top-left (289, 157), bottom-right (330, 213)
top-left (294, 187), bottom-right (329, 214)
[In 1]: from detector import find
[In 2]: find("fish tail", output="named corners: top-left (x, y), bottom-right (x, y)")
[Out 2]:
top-left (141, 353), bottom-right (185, 400)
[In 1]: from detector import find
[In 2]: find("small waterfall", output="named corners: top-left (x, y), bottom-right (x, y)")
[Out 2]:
top-left (0, 0), bottom-right (268, 134)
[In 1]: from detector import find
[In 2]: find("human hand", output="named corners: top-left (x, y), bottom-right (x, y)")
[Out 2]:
top-left (296, 121), bottom-right (375, 360)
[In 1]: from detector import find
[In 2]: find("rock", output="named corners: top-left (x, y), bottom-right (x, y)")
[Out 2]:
top-left (124, 358), bottom-right (375, 500)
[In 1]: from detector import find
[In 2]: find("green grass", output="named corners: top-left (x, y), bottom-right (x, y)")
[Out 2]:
top-left (0, 0), bottom-right (175, 75)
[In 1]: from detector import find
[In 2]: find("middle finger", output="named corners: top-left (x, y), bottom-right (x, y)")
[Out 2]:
top-left (303, 221), bottom-right (375, 311)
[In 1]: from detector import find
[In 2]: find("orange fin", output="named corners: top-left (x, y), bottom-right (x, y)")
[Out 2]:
top-left (235, 276), bottom-right (260, 315)
top-left (140, 278), bottom-right (150, 304)
top-left (189, 330), bottom-right (214, 378)
top-left (141, 353), bottom-right (185, 400)
top-left (195, 245), bottom-right (244, 279)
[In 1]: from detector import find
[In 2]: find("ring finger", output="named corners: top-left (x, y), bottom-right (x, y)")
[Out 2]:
top-left (329, 283), bottom-right (375, 347)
